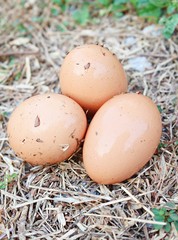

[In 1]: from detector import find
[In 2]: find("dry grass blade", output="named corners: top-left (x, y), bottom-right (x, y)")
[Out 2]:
top-left (121, 186), bottom-right (154, 217)
top-left (84, 213), bottom-right (167, 226)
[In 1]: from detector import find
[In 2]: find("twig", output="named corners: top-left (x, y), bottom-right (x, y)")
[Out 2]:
top-left (0, 50), bottom-right (40, 58)
top-left (18, 206), bottom-right (28, 240)
top-left (87, 191), bottom-right (154, 213)
top-left (84, 213), bottom-right (166, 226)
top-left (121, 186), bottom-right (154, 217)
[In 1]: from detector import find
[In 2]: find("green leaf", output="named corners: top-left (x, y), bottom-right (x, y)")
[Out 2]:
top-left (15, 72), bottom-right (22, 81)
top-left (157, 105), bottom-right (162, 113)
top-left (52, 0), bottom-right (67, 12)
top-left (113, 0), bottom-right (130, 6)
top-left (159, 208), bottom-right (166, 216)
top-left (72, 5), bottom-right (90, 25)
top-left (9, 57), bottom-right (15, 66)
top-left (170, 213), bottom-right (178, 221)
top-left (130, 0), bottom-right (138, 7)
top-left (149, 0), bottom-right (168, 7)
top-left (164, 222), bottom-right (171, 233)
top-left (154, 215), bottom-right (165, 222)
top-left (5, 173), bottom-right (17, 183)
top-left (159, 16), bottom-right (167, 24)
top-left (51, 7), bottom-right (59, 16)
top-left (174, 221), bottom-right (178, 231)
top-left (162, 14), bottom-right (178, 39)
top-left (52, 0), bottom-right (63, 5)
top-left (152, 208), bottom-right (160, 215)
top-left (17, 23), bottom-right (28, 33)
top-left (0, 181), bottom-right (6, 189)
top-left (98, 0), bottom-right (112, 7)
top-left (138, 7), bottom-right (161, 22)
top-left (153, 223), bottom-right (164, 230)
top-left (112, 3), bottom-right (128, 11)
top-left (137, 0), bottom-right (150, 8)
top-left (158, 143), bottom-right (167, 149)
top-left (132, 0), bottom-right (162, 22)
top-left (167, 216), bottom-right (173, 222)
top-left (114, 0), bottom-right (130, 4)
top-left (167, 5), bottom-right (176, 15)
top-left (2, 112), bottom-right (9, 117)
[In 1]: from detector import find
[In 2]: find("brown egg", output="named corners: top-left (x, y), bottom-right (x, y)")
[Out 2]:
top-left (59, 44), bottom-right (127, 114)
top-left (7, 93), bottom-right (87, 165)
top-left (83, 93), bottom-right (162, 184)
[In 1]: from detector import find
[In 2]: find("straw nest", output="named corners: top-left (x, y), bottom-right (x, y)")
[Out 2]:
top-left (0, 1), bottom-right (177, 239)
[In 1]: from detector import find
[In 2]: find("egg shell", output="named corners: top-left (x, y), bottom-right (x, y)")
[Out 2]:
top-left (59, 44), bottom-right (128, 114)
top-left (7, 93), bottom-right (87, 165)
top-left (83, 93), bottom-right (162, 184)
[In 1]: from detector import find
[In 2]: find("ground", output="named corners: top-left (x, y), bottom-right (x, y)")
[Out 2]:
top-left (0, 1), bottom-right (178, 240)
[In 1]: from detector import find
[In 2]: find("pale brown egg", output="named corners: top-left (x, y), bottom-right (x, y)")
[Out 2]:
top-left (83, 93), bottom-right (162, 184)
top-left (59, 44), bottom-right (128, 114)
top-left (7, 93), bottom-right (87, 165)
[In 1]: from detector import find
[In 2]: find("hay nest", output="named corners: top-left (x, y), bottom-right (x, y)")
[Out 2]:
top-left (0, 1), bottom-right (177, 239)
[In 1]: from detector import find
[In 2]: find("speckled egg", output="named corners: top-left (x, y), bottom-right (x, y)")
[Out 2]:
top-left (83, 93), bottom-right (162, 184)
top-left (7, 93), bottom-right (87, 165)
top-left (59, 44), bottom-right (128, 114)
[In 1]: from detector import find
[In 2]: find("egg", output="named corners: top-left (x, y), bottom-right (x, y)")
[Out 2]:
top-left (59, 44), bottom-right (128, 114)
top-left (7, 93), bottom-right (87, 165)
top-left (83, 93), bottom-right (162, 184)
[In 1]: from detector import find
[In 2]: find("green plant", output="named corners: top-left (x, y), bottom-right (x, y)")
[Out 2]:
top-left (14, 72), bottom-right (22, 81)
top-left (72, 3), bottom-right (90, 25)
top-left (157, 105), bottom-right (162, 113)
top-left (0, 173), bottom-right (18, 190)
top-left (152, 202), bottom-right (178, 233)
top-left (49, 0), bottom-right (178, 38)
top-left (158, 142), bottom-right (167, 150)
top-left (17, 23), bottom-right (28, 33)
top-left (131, 0), bottom-right (178, 38)
top-left (159, 13), bottom-right (178, 39)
